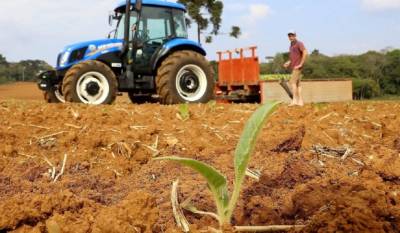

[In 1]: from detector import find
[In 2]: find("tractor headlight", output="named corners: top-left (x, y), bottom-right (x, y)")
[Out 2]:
top-left (59, 51), bottom-right (71, 67)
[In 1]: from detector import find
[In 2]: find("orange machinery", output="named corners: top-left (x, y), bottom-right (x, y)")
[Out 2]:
top-left (215, 46), bottom-right (261, 102)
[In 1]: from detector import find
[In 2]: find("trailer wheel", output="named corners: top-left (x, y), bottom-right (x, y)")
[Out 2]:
top-left (156, 51), bottom-right (214, 104)
top-left (44, 85), bottom-right (65, 103)
top-left (62, 61), bottom-right (118, 105)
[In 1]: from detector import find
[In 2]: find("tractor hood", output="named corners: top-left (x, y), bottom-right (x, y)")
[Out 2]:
top-left (57, 39), bottom-right (123, 70)
top-left (60, 39), bottom-right (123, 54)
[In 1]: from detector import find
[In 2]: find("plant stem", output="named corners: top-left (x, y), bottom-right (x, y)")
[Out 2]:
top-left (225, 177), bottom-right (244, 221)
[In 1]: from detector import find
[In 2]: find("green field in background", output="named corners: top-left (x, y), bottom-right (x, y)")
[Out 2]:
top-left (260, 74), bottom-right (291, 81)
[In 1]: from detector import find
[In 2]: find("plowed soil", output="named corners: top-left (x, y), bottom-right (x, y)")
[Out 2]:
top-left (0, 82), bottom-right (43, 101)
top-left (0, 89), bottom-right (399, 232)
top-left (0, 82), bottom-right (131, 103)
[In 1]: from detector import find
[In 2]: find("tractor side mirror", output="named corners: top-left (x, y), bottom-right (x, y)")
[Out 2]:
top-left (109, 12), bottom-right (119, 26)
top-left (135, 0), bottom-right (142, 11)
top-left (108, 13), bottom-right (113, 26)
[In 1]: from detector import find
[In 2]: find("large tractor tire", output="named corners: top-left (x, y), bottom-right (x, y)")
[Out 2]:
top-left (62, 61), bottom-right (118, 105)
top-left (44, 85), bottom-right (65, 103)
top-left (156, 50), bottom-right (215, 104)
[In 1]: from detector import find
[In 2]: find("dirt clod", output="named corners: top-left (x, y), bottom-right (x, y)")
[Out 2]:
top-left (394, 138), bottom-right (400, 152)
top-left (273, 125), bottom-right (306, 152)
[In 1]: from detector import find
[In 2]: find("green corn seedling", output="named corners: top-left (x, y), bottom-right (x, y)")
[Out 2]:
top-left (156, 101), bottom-right (280, 230)
top-left (207, 100), bottom-right (218, 112)
top-left (178, 103), bottom-right (190, 121)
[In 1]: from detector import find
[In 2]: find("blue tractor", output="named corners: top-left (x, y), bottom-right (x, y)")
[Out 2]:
top-left (38, 0), bottom-right (215, 105)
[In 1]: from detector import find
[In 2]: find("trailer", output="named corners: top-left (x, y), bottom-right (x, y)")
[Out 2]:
top-left (215, 46), bottom-right (353, 104)
top-left (215, 47), bottom-right (261, 102)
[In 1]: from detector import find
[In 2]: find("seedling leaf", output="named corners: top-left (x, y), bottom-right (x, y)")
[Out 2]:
top-left (183, 203), bottom-right (220, 222)
top-left (178, 103), bottom-right (190, 121)
top-left (228, 101), bottom-right (280, 218)
top-left (157, 102), bottom-right (281, 228)
top-left (155, 156), bottom-right (229, 223)
top-left (234, 102), bottom-right (280, 182)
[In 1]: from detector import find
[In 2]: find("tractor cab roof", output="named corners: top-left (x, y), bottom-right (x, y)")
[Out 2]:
top-left (114, 0), bottom-right (186, 12)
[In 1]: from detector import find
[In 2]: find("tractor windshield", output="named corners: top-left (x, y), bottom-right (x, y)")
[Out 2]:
top-left (115, 6), bottom-right (188, 42)
top-left (172, 9), bottom-right (188, 38)
top-left (115, 11), bottom-right (138, 39)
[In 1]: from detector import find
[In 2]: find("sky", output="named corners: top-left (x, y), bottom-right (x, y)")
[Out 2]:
top-left (0, 0), bottom-right (399, 66)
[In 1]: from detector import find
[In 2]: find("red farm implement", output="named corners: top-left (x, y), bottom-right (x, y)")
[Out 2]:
top-left (215, 46), bottom-right (261, 102)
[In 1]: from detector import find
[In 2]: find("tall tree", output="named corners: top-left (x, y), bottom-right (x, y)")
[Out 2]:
top-left (0, 54), bottom-right (8, 83)
top-left (0, 54), bottom-right (7, 66)
top-left (382, 50), bottom-right (400, 94)
top-left (178, 0), bottom-right (240, 44)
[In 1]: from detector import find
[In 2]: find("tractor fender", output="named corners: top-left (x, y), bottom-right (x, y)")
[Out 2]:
top-left (151, 38), bottom-right (206, 72)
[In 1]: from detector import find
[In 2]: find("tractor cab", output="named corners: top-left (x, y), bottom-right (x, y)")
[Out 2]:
top-left (38, 0), bottom-right (214, 105)
top-left (111, 1), bottom-right (188, 75)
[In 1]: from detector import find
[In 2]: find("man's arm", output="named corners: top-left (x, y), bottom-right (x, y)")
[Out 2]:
top-left (294, 43), bottom-right (308, 70)
top-left (296, 49), bottom-right (308, 69)
top-left (283, 61), bottom-right (291, 68)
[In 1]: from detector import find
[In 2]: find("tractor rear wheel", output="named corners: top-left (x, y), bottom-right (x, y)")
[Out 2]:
top-left (44, 85), bottom-right (65, 103)
top-left (156, 51), bottom-right (214, 104)
top-left (62, 61), bottom-right (118, 105)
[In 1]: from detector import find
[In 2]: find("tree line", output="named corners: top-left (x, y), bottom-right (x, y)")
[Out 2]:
top-left (0, 54), bottom-right (52, 84)
top-left (261, 49), bottom-right (400, 99)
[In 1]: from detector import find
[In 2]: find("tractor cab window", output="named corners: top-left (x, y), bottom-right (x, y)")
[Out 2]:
top-left (172, 9), bottom-right (188, 38)
top-left (115, 7), bottom-right (188, 42)
top-left (139, 7), bottom-right (173, 45)
top-left (115, 12), bottom-right (138, 40)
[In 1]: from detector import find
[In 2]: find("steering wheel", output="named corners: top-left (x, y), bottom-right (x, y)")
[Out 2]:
top-left (130, 24), bottom-right (149, 41)
top-left (142, 35), bottom-right (174, 45)
top-left (136, 30), bottom-right (150, 42)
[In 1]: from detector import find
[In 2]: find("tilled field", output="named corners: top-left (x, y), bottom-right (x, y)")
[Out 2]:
top-left (0, 82), bottom-right (43, 101)
top-left (0, 100), bottom-right (399, 233)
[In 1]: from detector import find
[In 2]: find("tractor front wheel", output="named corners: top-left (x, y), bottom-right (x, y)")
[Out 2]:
top-left (62, 61), bottom-right (118, 105)
top-left (156, 51), bottom-right (214, 104)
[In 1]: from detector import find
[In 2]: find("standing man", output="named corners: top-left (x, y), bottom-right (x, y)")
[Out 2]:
top-left (284, 30), bottom-right (308, 106)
